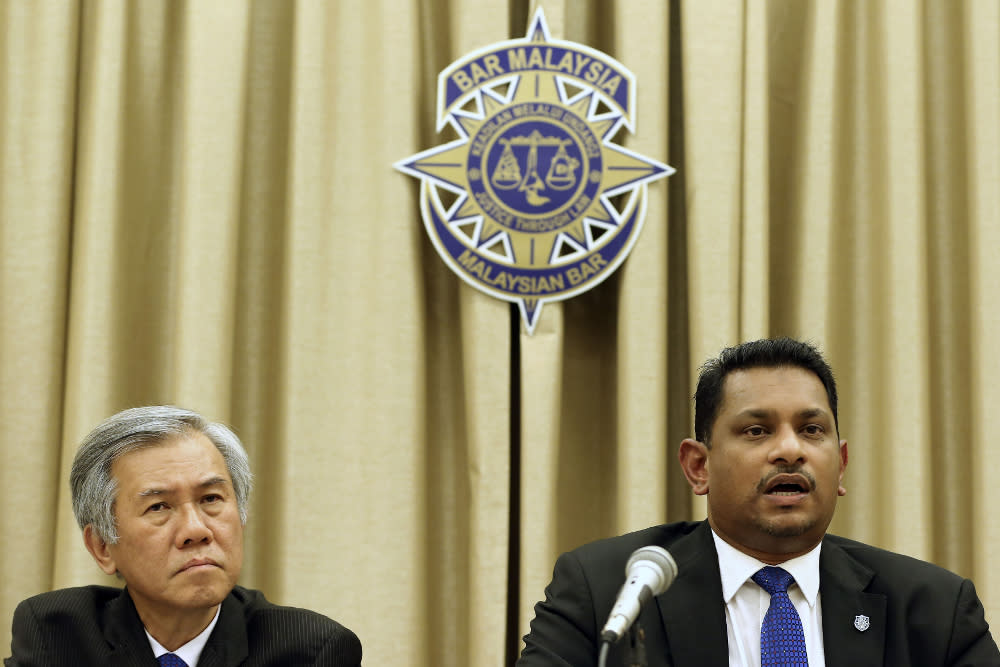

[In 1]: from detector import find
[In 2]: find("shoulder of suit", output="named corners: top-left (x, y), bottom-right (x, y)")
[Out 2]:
top-left (562, 521), bottom-right (703, 564)
top-left (228, 585), bottom-right (358, 636)
top-left (16, 585), bottom-right (124, 616)
top-left (823, 533), bottom-right (967, 583)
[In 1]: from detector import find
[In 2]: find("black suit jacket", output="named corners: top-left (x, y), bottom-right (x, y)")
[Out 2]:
top-left (517, 521), bottom-right (1000, 666)
top-left (5, 585), bottom-right (362, 667)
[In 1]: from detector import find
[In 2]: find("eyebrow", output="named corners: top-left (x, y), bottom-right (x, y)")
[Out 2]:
top-left (735, 407), bottom-right (831, 421)
top-left (137, 476), bottom-right (230, 498)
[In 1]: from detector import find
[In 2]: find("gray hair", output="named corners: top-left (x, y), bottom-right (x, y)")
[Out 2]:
top-left (70, 405), bottom-right (253, 543)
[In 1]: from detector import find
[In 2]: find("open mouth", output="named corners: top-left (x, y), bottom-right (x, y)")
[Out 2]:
top-left (767, 482), bottom-right (808, 495)
top-left (763, 473), bottom-right (812, 496)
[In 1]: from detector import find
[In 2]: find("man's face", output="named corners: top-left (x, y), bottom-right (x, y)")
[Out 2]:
top-left (683, 365), bottom-right (847, 562)
top-left (87, 433), bottom-right (244, 622)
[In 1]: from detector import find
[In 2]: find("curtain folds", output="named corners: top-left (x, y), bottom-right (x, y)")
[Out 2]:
top-left (2, 1), bottom-right (998, 664)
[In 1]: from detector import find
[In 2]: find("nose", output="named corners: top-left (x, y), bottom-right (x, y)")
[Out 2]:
top-left (175, 504), bottom-right (213, 547)
top-left (769, 424), bottom-right (806, 464)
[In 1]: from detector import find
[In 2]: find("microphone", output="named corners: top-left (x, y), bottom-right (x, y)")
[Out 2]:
top-left (599, 545), bottom-right (678, 644)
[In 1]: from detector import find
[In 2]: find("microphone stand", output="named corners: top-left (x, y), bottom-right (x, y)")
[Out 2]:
top-left (596, 622), bottom-right (648, 667)
top-left (625, 622), bottom-right (648, 667)
top-left (598, 641), bottom-right (611, 667)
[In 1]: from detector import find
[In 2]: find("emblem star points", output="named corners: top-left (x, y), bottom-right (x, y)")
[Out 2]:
top-left (395, 8), bottom-right (674, 333)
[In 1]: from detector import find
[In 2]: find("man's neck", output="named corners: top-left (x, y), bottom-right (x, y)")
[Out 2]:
top-left (131, 595), bottom-right (220, 651)
top-left (706, 517), bottom-right (824, 564)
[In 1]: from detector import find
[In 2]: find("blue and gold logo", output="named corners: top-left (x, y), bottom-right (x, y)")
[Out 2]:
top-left (396, 9), bottom-right (673, 333)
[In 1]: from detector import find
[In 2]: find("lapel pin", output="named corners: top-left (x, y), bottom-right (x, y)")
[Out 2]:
top-left (854, 614), bottom-right (871, 632)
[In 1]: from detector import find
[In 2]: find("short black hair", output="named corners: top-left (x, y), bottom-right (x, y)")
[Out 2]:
top-left (693, 337), bottom-right (838, 444)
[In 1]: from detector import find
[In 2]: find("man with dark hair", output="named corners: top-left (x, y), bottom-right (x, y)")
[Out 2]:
top-left (517, 338), bottom-right (999, 666)
top-left (6, 405), bottom-right (362, 667)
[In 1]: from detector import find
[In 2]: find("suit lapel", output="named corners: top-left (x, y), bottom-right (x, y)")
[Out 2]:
top-left (819, 539), bottom-right (887, 667)
top-left (197, 593), bottom-right (249, 667)
top-left (654, 521), bottom-right (730, 666)
top-left (101, 588), bottom-right (160, 667)
top-left (100, 588), bottom-right (249, 667)
top-left (650, 524), bottom-right (890, 667)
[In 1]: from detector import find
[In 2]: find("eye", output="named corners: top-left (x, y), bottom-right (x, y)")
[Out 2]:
top-left (145, 502), bottom-right (168, 513)
top-left (202, 494), bottom-right (223, 504)
top-left (744, 425), bottom-right (768, 438)
top-left (802, 424), bottom-right (825, 437)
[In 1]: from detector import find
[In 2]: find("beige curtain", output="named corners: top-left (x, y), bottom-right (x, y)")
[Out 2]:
top-left (2, 1), bottom-right (998, 665)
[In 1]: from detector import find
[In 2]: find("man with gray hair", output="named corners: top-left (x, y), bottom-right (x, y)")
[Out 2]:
top-left (5, 405), bottom-right (362, 667)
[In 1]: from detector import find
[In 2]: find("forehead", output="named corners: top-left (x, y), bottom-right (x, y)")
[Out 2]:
top-left (111, 432), bottom-right (232, 490)
top-left (718, 365), bottom-right (831, 416)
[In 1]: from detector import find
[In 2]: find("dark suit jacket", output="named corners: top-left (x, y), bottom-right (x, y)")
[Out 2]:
top-left (517, 521), bottom-right (1000, 666)
top-left (5, 585), bottom-right (362, 667)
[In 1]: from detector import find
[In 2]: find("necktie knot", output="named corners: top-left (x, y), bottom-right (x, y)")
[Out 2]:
top-left (753, 566), bottom-right (795, 595)
top-left (158, 653), bottom-right (188, 667)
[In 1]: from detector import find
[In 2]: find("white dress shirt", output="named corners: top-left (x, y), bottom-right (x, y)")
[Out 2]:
top-left (711, 529), bottom-right (826, 666)
top-left (145, 605), bottom-right (221, 667)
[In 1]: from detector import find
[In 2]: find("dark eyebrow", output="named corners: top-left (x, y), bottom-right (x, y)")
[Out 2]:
top-left (199, 476), bottom-right (229, 489)
top-left (137, 476), bottom-right (230, 498)
top-left (735, 408), bottom-right (775, 420)
top-left (734, 407), bottom-right (832, 421)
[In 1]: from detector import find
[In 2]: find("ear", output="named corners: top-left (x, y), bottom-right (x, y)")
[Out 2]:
top-left (837, 439), bottom-right (848, 496)
top-left (83, 524), bottom-right (118, 575)
top-left (679, 438), bottom-right (710, 496)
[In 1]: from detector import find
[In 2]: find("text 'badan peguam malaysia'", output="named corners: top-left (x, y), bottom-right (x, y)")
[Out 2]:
top-left (395, 9), bottom-right (674, 334)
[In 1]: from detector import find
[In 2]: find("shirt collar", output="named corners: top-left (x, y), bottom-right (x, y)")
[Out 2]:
top-left (711, 528), bottom-right (822, 608)
top-left (145, 604), bottom-right (221, 667)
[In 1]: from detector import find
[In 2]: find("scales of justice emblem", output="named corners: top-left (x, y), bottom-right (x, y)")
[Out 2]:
top-left (395, 9), bottom-right (674, 333)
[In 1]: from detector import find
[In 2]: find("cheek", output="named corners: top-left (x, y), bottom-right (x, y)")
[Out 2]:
top-left (711, 456), bottom-right (754, 485)
top-left (110, 540), bottom-right (161, 576)
top-left (216, 518), bottom-right (244, 547)
top-left (820, 452), bottom-right (845, 477)
top-left (116, 527), bottom-right (164, 552)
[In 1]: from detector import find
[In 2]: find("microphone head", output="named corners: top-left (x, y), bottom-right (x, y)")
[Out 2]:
top-left (625, 545), bottom-right (678, 596)
top-left (600, 545), bottom-right (680, 644)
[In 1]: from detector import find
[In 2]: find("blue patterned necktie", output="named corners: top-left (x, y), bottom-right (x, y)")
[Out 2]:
top-left (158, 654), bottom-right (188, 667)
top-left (752, 566), bottom-right (809, 666)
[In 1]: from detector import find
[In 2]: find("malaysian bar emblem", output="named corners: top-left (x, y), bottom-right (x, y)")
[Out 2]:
top-left (395, 9), bottom-right (674, 333)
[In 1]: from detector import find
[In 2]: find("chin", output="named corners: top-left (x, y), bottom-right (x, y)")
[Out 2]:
top-left (760, 516), bottom-right (818, 539)
top-left (179, 592), bottom-right (228, 611)
top-left (180, 581), bottom-right (232, 609)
